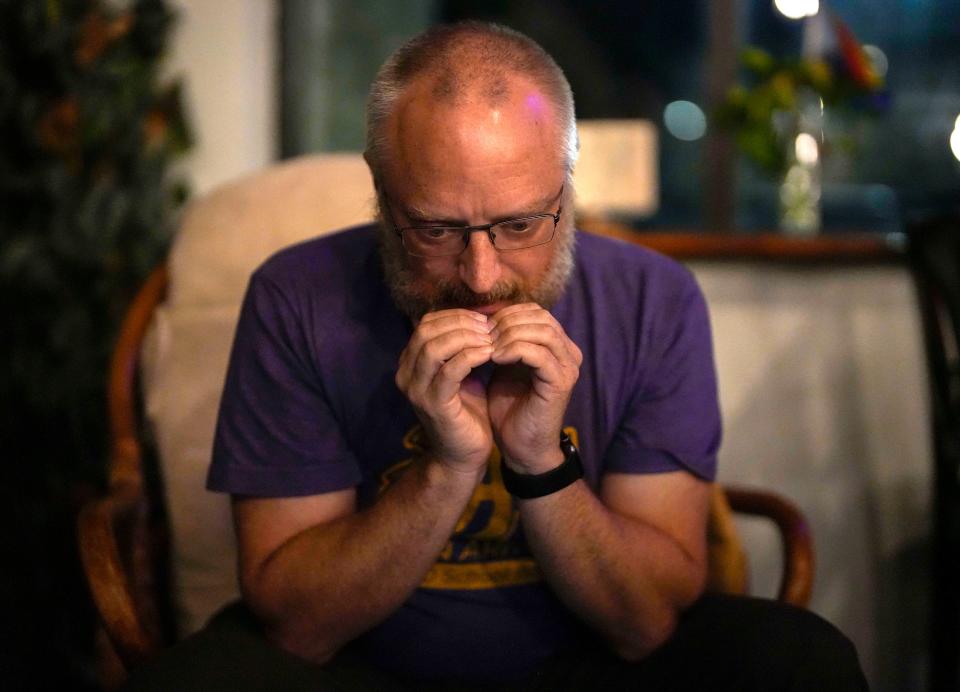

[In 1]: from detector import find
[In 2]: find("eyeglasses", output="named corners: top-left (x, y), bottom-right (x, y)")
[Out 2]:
top-left (390, 185), bottom-right (564, 258)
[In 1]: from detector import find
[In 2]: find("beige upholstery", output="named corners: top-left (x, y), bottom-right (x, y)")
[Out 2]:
top-left (142, 154), bottom-right (375, 634)
top-left (167, 153), bottom-right (375, 309)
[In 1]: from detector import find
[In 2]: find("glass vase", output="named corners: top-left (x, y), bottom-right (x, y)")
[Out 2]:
top-left (779, 92), bottom-right (823, 236)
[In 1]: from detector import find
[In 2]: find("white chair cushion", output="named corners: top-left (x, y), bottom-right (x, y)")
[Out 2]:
top-left (142, 154), bottom-right (374, 634)
top-left (168, 153), bottom-right (375, 309)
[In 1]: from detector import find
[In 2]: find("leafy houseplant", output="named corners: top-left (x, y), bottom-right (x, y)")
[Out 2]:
top-left (1, 0), bottom-right (190, 483)
top-left (0, 0), bottom-right (189, 685)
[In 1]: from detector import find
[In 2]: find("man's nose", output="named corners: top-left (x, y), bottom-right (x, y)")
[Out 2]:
top-left (459, 229), bottom-right (502, 295)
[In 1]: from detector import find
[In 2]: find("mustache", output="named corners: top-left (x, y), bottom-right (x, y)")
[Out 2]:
top-left (431, 279), bottom-right (530, 311)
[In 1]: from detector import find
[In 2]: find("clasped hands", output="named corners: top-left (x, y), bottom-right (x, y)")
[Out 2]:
top-left (396, 304), bottom-right (582, 478)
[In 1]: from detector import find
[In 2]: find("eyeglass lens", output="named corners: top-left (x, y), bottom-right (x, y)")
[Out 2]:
top-left (404, 215), bottom-right (556, 257)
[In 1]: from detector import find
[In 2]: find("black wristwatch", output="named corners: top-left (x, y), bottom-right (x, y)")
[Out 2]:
top-left (500, 431), bottom-right (584, 499)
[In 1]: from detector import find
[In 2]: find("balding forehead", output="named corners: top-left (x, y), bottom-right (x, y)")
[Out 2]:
top-left (383, 75), bottom-right (562, 189)
top-left (410, 69), bottom-right (554, 122)
top-left (394, 79), bottom-right (556, 141)
top-left (365, 23), bottom-right (577, 182)
top-left (426, 63), bottom-right (517, 108)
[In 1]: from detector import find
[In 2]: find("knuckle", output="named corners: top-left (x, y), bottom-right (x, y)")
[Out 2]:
top-left (438, 358), bottom-right (460, 380)
top-left (407, 385), bottom-right (429, 408)
top-left (422, 340), bottom-right (442, 362)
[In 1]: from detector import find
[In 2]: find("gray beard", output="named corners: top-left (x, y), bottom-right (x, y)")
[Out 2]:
top-left (374, 194), bottom-right (577, 322)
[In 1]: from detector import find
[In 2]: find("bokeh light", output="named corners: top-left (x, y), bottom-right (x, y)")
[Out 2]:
top-left (863, 45), bottom-right (888, 79)
top-left (663, 100), bottom-right (707, 141)
top-left (795, 132), bottom-right (819, 165)
top-left (773, 0), bottom-right (819, 20)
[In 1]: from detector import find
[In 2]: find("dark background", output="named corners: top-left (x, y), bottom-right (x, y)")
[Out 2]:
top-left (5, 0), bottom-right (960, 689)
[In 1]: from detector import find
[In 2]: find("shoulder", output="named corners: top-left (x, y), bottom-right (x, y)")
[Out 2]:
top-left (255, 224), bottom-right (379, 285)
top-left (228, 224), bottom-right (385, 339)
top-left (562, 230), bottom-right (712, 372)
top-left (571, 230), bottom-right (703, 307)
top-left (247, 224), bottom-right (381, 307)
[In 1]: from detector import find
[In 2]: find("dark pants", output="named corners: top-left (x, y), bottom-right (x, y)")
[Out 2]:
top-left (124, 593), bottom-right (869, 691)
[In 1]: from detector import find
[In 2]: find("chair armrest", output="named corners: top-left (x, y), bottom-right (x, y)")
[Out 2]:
top-left (77, 481), bottom-right (161, 669)
top-left (723, 485), bottom-right (815, 608)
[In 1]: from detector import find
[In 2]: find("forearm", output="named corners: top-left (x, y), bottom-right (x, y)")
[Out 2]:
top-left (519, 481), bottom-right (706, 660)
top-left (241, 308), bottom-right (496, 662)
top-left (243, 458), bottom-right (481, 663)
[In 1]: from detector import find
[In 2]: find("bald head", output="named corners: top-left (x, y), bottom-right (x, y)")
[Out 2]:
top-left (364, 22), bottom-right (578, 185)
top-left (383, 72), bottom-right (562, 202)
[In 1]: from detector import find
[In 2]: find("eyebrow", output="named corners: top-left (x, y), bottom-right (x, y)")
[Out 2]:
top-left (402, 188), bottom-right (560, 227)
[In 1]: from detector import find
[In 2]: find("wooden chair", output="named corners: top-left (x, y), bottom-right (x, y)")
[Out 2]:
top-left (77, 156), bottom-right (814, 688)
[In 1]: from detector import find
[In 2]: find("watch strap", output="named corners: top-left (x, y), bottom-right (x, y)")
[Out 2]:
top-left (501, 431), bottom-right (584, 499)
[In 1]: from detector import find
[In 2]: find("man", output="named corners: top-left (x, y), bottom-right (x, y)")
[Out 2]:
top-left (128, 21), bottom-right (866, 691)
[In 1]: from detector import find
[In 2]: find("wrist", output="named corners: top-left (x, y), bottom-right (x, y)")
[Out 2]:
top-left (502, 446), bottom-right (565, 476)
top-left (501, 431), bottom-right (584, 500)
top-left (422, 454), bottom-right (486, 489)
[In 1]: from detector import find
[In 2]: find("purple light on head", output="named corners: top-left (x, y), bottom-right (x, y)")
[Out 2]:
top-left (525, 92), bottom-right (546, 115)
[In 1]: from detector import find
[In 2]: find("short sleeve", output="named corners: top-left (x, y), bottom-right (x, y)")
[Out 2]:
top-left (207, 271), bottom-right (362, 496)
top-left (604, 270), bottom-right (721, 480)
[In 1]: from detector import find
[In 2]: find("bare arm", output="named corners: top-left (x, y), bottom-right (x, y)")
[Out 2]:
top-left (517, 470), bottom-right (709, 660)
top-left (235, 308), bottom-right (496, 663)
top-left (487, 303), bottom-right (709, 659)
top-left (235, 458), bottom-right (482, 664)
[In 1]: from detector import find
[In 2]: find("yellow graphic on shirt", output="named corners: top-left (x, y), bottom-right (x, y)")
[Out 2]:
top-left (379, 424), bottom-right (579, 590)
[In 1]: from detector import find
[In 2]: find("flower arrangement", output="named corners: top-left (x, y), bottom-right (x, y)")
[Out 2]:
top-left (714, 13), bottom-right (888, 177)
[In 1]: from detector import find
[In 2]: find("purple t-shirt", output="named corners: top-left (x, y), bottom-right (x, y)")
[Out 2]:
top-left (208, 224), bottom-right (720, 681)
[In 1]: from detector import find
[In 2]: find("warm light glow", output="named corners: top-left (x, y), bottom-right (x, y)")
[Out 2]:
top-left (795, 132), bottom-right (819, 165)
top-left (573, 120), bottom-right (659, 217)
top-left (663, 100), bottom-right (707, 141)
top-left (863, 45), bottom-right (889, 78)
top-left (773, 0), bottom-right (819, 19)
top-left (953, 115), bottom-right (960, 163)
